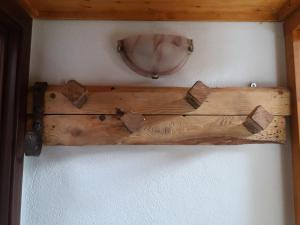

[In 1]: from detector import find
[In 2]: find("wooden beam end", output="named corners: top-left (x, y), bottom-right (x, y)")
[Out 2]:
top-left (61, 80), bottom-right (88, 108)
top-left (243, 105), bottom-right (274, 134)
top-left (121, 112), bottom-right (146, 133)
top-left (186, 81), bottom-right (210, 109)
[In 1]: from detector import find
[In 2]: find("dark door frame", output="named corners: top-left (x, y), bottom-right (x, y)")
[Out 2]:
top-left (0, 1), bottom-right (32, 225)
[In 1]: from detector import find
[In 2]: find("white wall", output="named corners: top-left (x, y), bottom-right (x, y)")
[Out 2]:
top-left (21, 20), bottom-right (294, 225)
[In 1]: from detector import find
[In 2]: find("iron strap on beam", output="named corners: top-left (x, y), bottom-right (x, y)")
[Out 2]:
top-left (25, 82), bottom-right (48, 156)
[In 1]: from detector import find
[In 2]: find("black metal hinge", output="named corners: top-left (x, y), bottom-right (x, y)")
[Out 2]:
top-left (25, 82), bottom-right (48, 156)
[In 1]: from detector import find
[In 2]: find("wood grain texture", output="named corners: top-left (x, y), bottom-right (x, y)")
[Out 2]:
top-left (284, 4), bottom-right (300, 32)
top-left (186, 81), bottom-right (210, 109)
top-left (278, 0), bottom-right (300, 20)
top-left (61, 80), bottom-right (88, 108)
top-left (284, 13), bottom-right (300, 225)
top-left (243, 105), bottom-right (274, 134)
top-left (19, 0), bottom-right (39, 18)
top-left (40, 115), bottom-right (286, 145)
top-left (20, 0), bottom-right (287, 21)
top-left (27, 86), bottom-right (291, 116)
top-left (120, 112), bottom-right (146, 133)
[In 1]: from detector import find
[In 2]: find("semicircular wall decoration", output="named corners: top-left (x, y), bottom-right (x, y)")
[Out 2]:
top-left (117, 34), bottom-right (193, 79)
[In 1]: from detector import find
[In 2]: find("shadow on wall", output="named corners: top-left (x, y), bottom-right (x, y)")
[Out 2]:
top-left (22, 142), bottom-right (294, 225)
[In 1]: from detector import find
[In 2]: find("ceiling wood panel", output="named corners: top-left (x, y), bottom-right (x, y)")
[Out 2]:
top-left (21, 0), bottom-right (289, 21)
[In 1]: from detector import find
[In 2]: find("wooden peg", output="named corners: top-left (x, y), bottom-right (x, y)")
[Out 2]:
top-left (186, 81), bottom-right (210, 109)
top-left (120, 112), bottom-right (146, 133)
top-left (61, 80), bottom-right (88, 108)
top-left (243, 105), bottom-right (274, 134)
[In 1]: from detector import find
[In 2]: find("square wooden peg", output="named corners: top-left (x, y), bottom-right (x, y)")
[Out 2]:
top-left (121, 112), bottom-right (146, 133)
top-left (186, 81), bottom-right (210, 109)
top-left (62, 80), bottom-right (88, 108)
top-left (243, 105), bottom-right (274, 134)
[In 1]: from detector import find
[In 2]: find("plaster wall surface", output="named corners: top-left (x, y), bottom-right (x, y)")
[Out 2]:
top-left (21, 20), bottom-right (294, 225)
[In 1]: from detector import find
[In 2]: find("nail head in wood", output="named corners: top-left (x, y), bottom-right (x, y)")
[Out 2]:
top-left (120, 112), bottom-right (146, 133)
top-left (243, 105), bottom-right (274, 134)
top-left (61, 80), bottom-right (88, 108)
top-left (186, 81), bottom-right (210, 109)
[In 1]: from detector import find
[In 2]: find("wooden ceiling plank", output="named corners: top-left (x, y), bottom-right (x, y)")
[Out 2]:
top-left (35, 10), bottom-right (277, 21)
top-left (20, 0), bottom-right (287, 21)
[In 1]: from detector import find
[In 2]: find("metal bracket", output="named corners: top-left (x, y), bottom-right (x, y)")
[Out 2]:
top-left (25, 82), bottom-right (48, 156)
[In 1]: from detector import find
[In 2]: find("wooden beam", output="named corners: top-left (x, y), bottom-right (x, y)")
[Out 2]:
top-left (35, 9), bottom-right (279, 22)
top-left (38, 115), bottom-right (286, 145)
top-left (19, 0), bottom-right (39, 18)
top-left (26, 84), bottom-right (289, 146)
top-left (278, 0), bottom-right (300, 21)
top-left (284, 8), bottom-right (300, 225)
top-left (27, 86), bottom-right (291, 116)
top-left (20, 0), bottom-right (286, 21)
top-left (284, 4), bottom-right (300, 33)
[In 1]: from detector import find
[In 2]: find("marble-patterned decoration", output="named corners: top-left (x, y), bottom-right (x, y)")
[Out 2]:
top-left (118, 34), bottom-right (193, 79)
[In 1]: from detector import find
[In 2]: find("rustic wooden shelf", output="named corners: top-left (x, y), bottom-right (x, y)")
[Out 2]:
top-left (28, 85), bottom-right (290, 116)
top-left (40, 115), bottom-right (286, 145)
top-left (27, 84), bottom-right (290, 146)
top-left (21, 0), bottom-right (292, 21)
